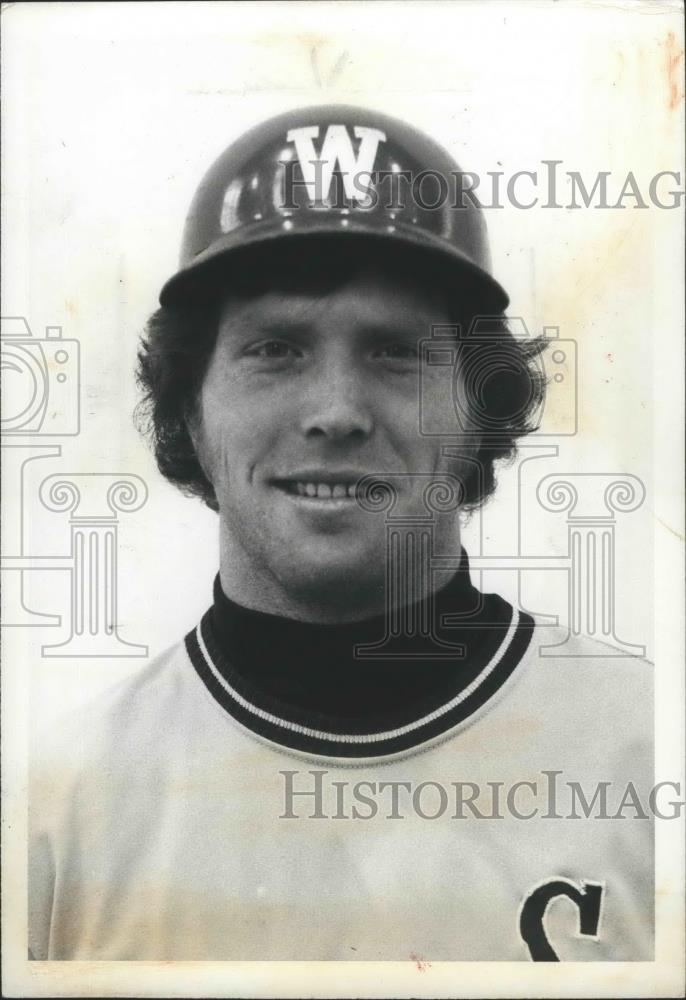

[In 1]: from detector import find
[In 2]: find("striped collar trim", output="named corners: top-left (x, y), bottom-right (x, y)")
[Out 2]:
top-left (185, 606), bottom-right (534, 759)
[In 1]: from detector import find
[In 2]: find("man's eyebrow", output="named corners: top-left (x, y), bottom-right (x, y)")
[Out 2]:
top-left (247, 320), bottom-right (315, 336)
top-left (231, 316), bottom-right (436, 338)
top-left (359, 320), bottom-right (434, 338)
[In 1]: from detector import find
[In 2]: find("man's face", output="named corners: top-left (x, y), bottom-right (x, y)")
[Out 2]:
top-left (193, 263), bottom-right (479, 608)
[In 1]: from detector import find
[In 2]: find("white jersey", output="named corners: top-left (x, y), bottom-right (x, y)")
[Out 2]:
top-left (29, 619), bottom-right (653, 962)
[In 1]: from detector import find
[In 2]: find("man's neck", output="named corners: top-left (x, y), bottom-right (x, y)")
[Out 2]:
top-left (218, 522), bottom-right (464, 624)
top-left (218, 567), bottom-right (387, 623)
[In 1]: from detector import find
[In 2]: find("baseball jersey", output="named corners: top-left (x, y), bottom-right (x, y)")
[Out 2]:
top-left (29, 599), bottom-right (654, 962)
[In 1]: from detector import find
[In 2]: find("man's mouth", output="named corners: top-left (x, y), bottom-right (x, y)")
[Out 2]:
top-left (274, 479), bottom-right (358, 500)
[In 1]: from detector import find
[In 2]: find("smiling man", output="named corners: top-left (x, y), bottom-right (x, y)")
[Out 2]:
top-left (189, 259), bottom-right (484, 620)
top-left (29, 106), bottom-right (653, 962)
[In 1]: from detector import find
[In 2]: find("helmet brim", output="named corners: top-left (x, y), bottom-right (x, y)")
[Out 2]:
top-left (159, 219), bottom-right (509, 312)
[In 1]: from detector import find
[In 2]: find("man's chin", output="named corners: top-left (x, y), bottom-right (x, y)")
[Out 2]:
top-left (271, 540), bottom-right (386, 612)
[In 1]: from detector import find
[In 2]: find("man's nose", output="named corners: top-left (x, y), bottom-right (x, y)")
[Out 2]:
top-left (299, 369), bottom-right (374, 441)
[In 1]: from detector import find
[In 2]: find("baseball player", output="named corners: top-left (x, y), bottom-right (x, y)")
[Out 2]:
top-left (29, 105), bottom-right (653, 962)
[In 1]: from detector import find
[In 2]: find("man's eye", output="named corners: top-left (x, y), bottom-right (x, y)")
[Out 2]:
top-left (375, 343), bottom-right (419, 362)
top-left (247, 340), bottom-right (300, 359)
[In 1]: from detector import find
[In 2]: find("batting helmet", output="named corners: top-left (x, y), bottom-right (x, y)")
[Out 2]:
top-left (159, 104), bottom-right (508, 310)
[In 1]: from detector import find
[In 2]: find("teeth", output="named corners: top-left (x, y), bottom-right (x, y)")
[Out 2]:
top-left (291, 481), bottom-right (357, 499)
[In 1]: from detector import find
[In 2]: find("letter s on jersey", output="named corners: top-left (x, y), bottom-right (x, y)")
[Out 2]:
top-left (519, 878), bottom-right (605, 961)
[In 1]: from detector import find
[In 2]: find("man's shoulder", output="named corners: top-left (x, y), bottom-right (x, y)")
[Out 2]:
top-left (92, 638), bottom-right (191, 720)
top-left (84, 638), bottom-right (189, 717)
top-left (34, 639), bottom-right (193, 776)
top-left (510, 620), bottom-right (653, 743)
top-left (525, 621), bottom-right (652, 677)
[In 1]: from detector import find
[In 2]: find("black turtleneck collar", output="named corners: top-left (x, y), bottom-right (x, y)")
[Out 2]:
top-left (211, 548), bottom-right (491, 717)
top-left (185, 549), bottom-right (535, 759)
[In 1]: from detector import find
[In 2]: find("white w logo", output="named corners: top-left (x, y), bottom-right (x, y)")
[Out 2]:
top-left (286, 124), bottom-right (386, 206)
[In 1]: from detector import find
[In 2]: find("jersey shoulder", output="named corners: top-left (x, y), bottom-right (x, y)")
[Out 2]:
top-left (523, 622), bottom-right (653, 693)
top-left (32, 640), bottom-right (191, 782)
top-left (508, 621), bottom-right (653, 761)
